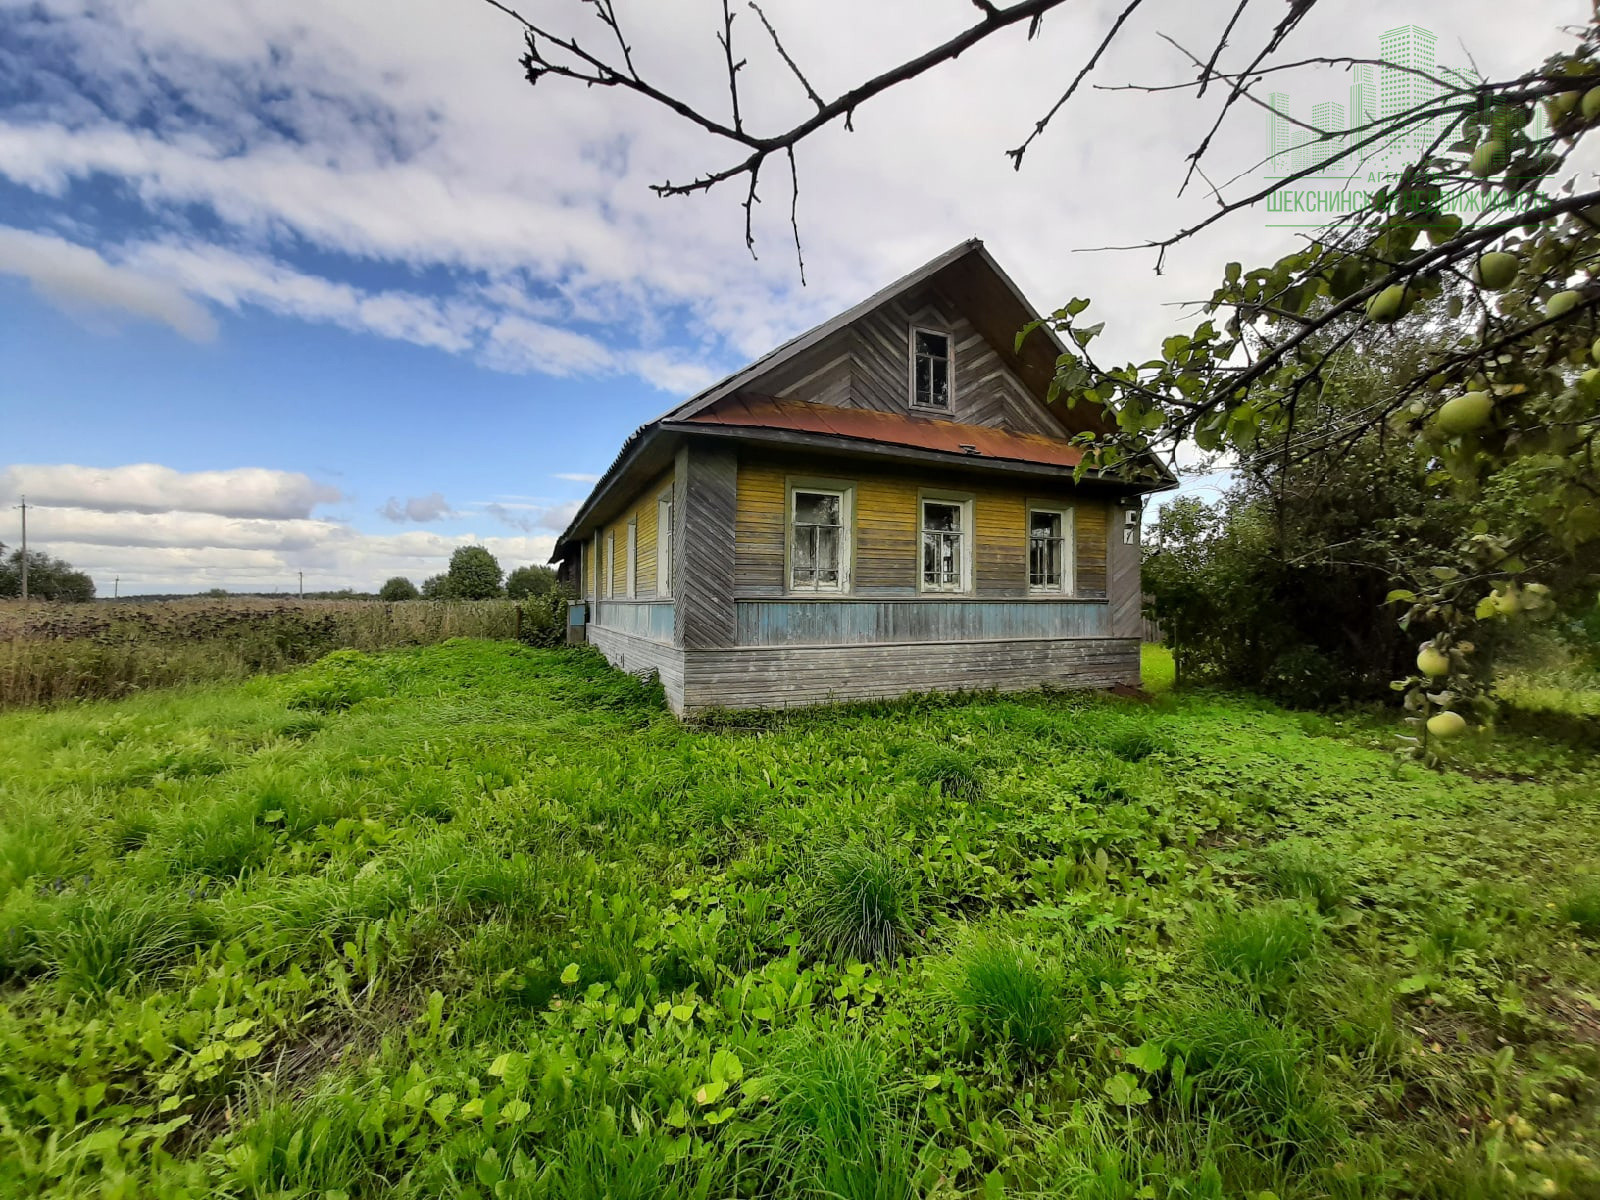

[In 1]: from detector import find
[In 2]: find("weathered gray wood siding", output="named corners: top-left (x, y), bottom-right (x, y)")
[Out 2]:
top-left (677, 637), bottom-right (1139, 713)
top-left (734, 599), bottom-right (1111, 645)
top-left (751, 286), bottom-right (1066, 437)
top-left (1107, 500), bottom-right (1144, 641)
top-left (587, 625), bottom-right (686, 711)
top-left (674, 443), bottom-right (739, 649)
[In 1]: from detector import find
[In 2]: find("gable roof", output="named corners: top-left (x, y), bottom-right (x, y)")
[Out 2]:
top-left (552, 239), bottom-right (1172, 558)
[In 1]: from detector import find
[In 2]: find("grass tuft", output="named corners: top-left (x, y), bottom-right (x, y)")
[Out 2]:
top-left (1254, 838), bottom-right (1350, 913)
top-left (905, 744), bottom-right (986, 800)
top-left (1559, 877), bottom-right (1600, 937)
top-left (1200, 901), bottom-right (1319, 992)
top-left (43, 886), bottom-right (213, 996)
top-left (949, 933), bottom-right (1067, 1060)
top-left (802, 843), bottom-right (917, 963)
top-left (1166, 1003), bottom-right (1341, 1149)
top-left (766, 1031), bottom-right (915, 1200)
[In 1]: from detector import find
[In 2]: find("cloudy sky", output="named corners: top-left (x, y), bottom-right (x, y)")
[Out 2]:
top-left (0, 0), bottom-right (1583, 593)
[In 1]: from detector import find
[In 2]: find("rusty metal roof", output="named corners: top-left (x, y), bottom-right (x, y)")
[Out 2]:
top-left (680, 394), bottom-right (1086, 469)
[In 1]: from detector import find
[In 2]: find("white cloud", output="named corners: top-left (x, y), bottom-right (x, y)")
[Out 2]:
top-left (378, 492), bottom-right (457, 523)
top-left (1, 463), bottom-right (342, 518)
top-left (553, 472), bottom-right (600, 483)
top-left (0, 225), bottom-right (216, 339)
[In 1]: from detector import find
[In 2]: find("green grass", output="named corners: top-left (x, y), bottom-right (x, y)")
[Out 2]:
top-left (0, 638), bottom-right (1597, 1198)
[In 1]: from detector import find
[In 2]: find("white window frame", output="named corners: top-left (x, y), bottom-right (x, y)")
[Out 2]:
top-left (908, 325), bottom-right (954, 412)
top-left (625, 519), bottom-right (637, 599)
top-left (1027, 504), bottom-right (1075, 595)
top-left (604, 533), bottom-right (615, 599)
top-left (786, 479), bottom-right (853, 594)
top-left (656, 493), bottom-right (674, 598)
top-left (917, 491), bottom-right (974, 594)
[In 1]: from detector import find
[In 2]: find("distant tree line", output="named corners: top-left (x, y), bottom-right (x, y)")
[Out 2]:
top-left (0, 544), bottom-right (95, 602)
top-left (0, 540), bottom-right (560, 605)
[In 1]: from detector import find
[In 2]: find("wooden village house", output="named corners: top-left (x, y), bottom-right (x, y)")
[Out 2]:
top-left (551, 240), bottom-right (1175, 715)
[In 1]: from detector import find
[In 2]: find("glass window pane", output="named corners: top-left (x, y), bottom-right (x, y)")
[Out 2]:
top-left (794, 491), bottom-right (840, 526)
top-left (1030, 511), bottom-right (1060, 538)
top-left (916, 330), bottom-right (948, 359)
top-left (928, 358), bottom-right (949, 407)
top-left (923, 502), bottom-right (960, 532)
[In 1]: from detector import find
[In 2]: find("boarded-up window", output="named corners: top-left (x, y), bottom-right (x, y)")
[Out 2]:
top-left (657, 495), bottom-right (674, 597)
top-left (791, 490), bottom-right (844, 591)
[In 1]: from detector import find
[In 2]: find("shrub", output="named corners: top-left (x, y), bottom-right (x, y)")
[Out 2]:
top-left (949, 933), bottom-right (1067, 1060)
top-left (1561, 877), bottom-right (1600, 937)
top-left (516, 592), bottom-right (569, 649)
top-left (378, 576), bottom-right (420, 601)
top-left (905, 744), bottom-right (985, 800)
top-left (1200, 901), bottom-right (1319, 992)
top-left (802, 843), bottom-right (918, 963)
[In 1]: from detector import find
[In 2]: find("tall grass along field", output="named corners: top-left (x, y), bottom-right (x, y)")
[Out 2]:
top-left (0, 597), bottom-right (547, 708)
top-left (1, 640), bottom-right (1597, 1198)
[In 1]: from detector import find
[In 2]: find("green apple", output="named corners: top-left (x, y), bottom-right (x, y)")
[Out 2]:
top-left (1417, 645), bottom-right (1450, 677)
top-left (1471, 140), bottom-right (1507, 178)
top-left (1493, 586), bottom-right (1522, 615)
top-left (1584, 86), bottom-right (1600, 123)
top-left (1425, 212), bottom-right (1463, 247)
top-left (1582, 368), bottom-right (1600, 396)
top-left (1473, 252), bottom-right (1518, 291)
top-left (1547, 289), bottom-right (1583, 318)
top-left (1436, 390), bottom-right (1493, 435)
top-left (1427, 711), bottom-right (1467, 739)
top-left (1550, 90), bottom-right (1583, 124)
top-left (1592, 335), bottom-right (1600, 363)
top-left (1366, 284), bottom-right (1410, 323)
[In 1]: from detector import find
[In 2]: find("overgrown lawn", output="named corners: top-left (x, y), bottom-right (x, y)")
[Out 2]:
top-left (1, 639), bottom-right (1596, 1197)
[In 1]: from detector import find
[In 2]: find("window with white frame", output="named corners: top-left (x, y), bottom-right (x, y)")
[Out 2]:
top-left (1028, 507), bottom-right (1074, 593)
top-left (910, 328), bottom-right (952, 410)
top-left (920, 498), bottom-right (969, 591)
top-left (604, 533), bottom-right (615, 598)
top-left (790, 488), bottom-right (846, 592)
top-left (657, 495), bottom-right (674, 597)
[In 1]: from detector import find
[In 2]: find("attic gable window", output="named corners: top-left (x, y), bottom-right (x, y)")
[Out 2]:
top-left (910, 328), bottom-right (951, 410)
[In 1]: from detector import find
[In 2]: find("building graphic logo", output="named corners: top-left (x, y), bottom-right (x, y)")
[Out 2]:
top-left (1263, 24), bottom-right (1547, 226)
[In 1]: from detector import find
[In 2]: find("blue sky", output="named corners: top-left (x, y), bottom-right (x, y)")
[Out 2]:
top-left (0, 0), bottom-right (1579, 592)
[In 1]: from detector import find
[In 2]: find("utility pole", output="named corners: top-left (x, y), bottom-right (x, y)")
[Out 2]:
top-left (114, 576), bottom-right (119, 598)
top-left (15, 494), bottom-right (25, 603)
top-left (298, 571), bottom-right (303, 598)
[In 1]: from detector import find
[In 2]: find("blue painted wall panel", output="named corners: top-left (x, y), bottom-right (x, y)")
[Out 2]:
top-left (734, 600), bottom-right (1110, 645)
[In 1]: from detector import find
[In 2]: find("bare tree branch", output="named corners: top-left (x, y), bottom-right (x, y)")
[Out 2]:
top-left (749, 2), bottom-right (824, 111)
top-left (1008, 0), bottom-right (1147, 170)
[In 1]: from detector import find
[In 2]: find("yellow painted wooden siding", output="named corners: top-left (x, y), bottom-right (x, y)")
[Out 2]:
top-left (1075, 503), bottom-right (1108, 597)
top-left (734, 461), bottom-right (787, 590)
top-left (596, 469), bottom-right (674, 598)
top-left (733, 452), bottom-right (1110, 598)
